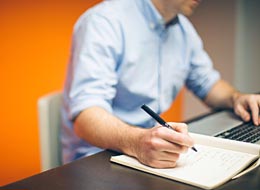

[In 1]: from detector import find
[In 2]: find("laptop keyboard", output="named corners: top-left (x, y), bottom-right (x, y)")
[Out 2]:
top-left (215, 122), bottom-right (260, 143)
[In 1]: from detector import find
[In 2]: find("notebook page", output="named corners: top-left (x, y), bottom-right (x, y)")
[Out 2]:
top-left (170, 145), bottom-right (257, 188)
top-left (111, 145), bottom-right (258, 189)
top-left (232, 158), bottom-right (260, 179)
top-left (190, 133), bottom-right (260, 155)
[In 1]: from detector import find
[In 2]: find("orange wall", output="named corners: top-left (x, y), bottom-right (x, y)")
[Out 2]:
top-left (162, 90), bottom-right (183, 122)
top-left (0, 0), bottom-right (183, 186)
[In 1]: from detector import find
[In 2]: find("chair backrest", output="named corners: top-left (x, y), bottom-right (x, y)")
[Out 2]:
top-left (37, 92), bottom-right (62, 171)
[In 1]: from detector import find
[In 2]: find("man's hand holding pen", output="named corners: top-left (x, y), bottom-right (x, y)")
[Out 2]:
top-left (132, 122), bottom-right (194, 168)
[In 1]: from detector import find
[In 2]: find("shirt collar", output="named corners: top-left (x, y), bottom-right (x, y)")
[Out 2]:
top-left (135, 0), bottom-right (179, 30)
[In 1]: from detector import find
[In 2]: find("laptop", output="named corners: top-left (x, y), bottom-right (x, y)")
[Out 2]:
top-left (188, 110), bottom-right (260, 145)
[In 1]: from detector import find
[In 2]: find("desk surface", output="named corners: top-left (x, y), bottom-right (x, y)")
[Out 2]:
top-left (1, 150), bottom-right (260, 190)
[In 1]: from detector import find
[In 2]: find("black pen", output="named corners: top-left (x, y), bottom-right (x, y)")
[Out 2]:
top-left (141, 104), bottom-right (197, 152)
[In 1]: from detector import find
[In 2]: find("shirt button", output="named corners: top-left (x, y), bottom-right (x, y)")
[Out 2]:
top-left (159, 19), bottom-right (164, 25)
top-left (150, 23), bottom-right (155, 29)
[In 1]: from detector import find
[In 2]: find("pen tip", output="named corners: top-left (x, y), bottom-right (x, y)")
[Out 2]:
top-left (192, 147), bottom-right (198, 152)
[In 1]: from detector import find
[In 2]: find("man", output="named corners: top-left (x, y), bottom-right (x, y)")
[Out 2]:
top-left (62, 0), bottom-right (260, 168)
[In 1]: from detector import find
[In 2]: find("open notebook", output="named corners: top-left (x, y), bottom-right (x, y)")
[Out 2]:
top-left (110, 133), bottom-right (260, 190)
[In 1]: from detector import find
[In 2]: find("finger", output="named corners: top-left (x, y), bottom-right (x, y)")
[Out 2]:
top-left (149, 134), bottom-right (189, 154)
top-left (144, 158), bottom-right (178, 169)
top-left (167, 122), bottom-right (188, 133)
top-left (167, 130), bottom-right (194, 147)
top-left (258, 100), bottom-right (260, 126)
top-left (151, 126), bottom-right (194, 149)
top-left (235, 104), bottom-right (251, 122)
top-left (158, 151), bottom-right (180, 162)
top-left (161, 140), bottom-right (189, 154)
top-left (248, 98), bottom-right (259, 126)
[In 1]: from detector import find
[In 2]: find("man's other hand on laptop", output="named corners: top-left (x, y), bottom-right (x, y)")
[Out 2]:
top-left (203, 80), bottom-right (260, 126)
top-left (232, 93), bottom-right (260, 126)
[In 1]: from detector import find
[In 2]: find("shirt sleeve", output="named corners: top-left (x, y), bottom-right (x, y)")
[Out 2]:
top-left (184, 20), bottom-right (220, 100)
top-left (64, 13), bottom-right (122, 121)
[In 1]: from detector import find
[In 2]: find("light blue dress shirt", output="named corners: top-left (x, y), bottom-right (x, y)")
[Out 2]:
top-left (61, 0), bottom-right (220, 163)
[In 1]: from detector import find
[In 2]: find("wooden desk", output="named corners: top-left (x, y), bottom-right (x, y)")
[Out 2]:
top-left (1, 150), bottom-right (260, 190)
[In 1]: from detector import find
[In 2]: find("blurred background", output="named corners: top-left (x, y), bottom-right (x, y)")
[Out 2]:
top-left (1, 0), bottom-right (259, 186)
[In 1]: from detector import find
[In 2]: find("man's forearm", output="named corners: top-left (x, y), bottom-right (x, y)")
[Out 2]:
top-left (73, 106), bottom-right (196, 168)
top-left (74, 106), bottom-right (144, 157)
top-left (204, 79), bottom-right (239, 109)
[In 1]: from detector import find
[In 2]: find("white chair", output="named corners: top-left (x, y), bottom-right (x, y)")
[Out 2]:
top-left (37, 92), bottom-right (62, 171)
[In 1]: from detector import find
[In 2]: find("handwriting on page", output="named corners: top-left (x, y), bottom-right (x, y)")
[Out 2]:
top-left (178, 145), bottom-right (248, 171)
top-left (155, 144), bottom-right (256, 186)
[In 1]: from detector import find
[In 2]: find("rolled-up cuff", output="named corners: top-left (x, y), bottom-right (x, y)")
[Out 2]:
top-left (69, 98), bottom-right (112, 121)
